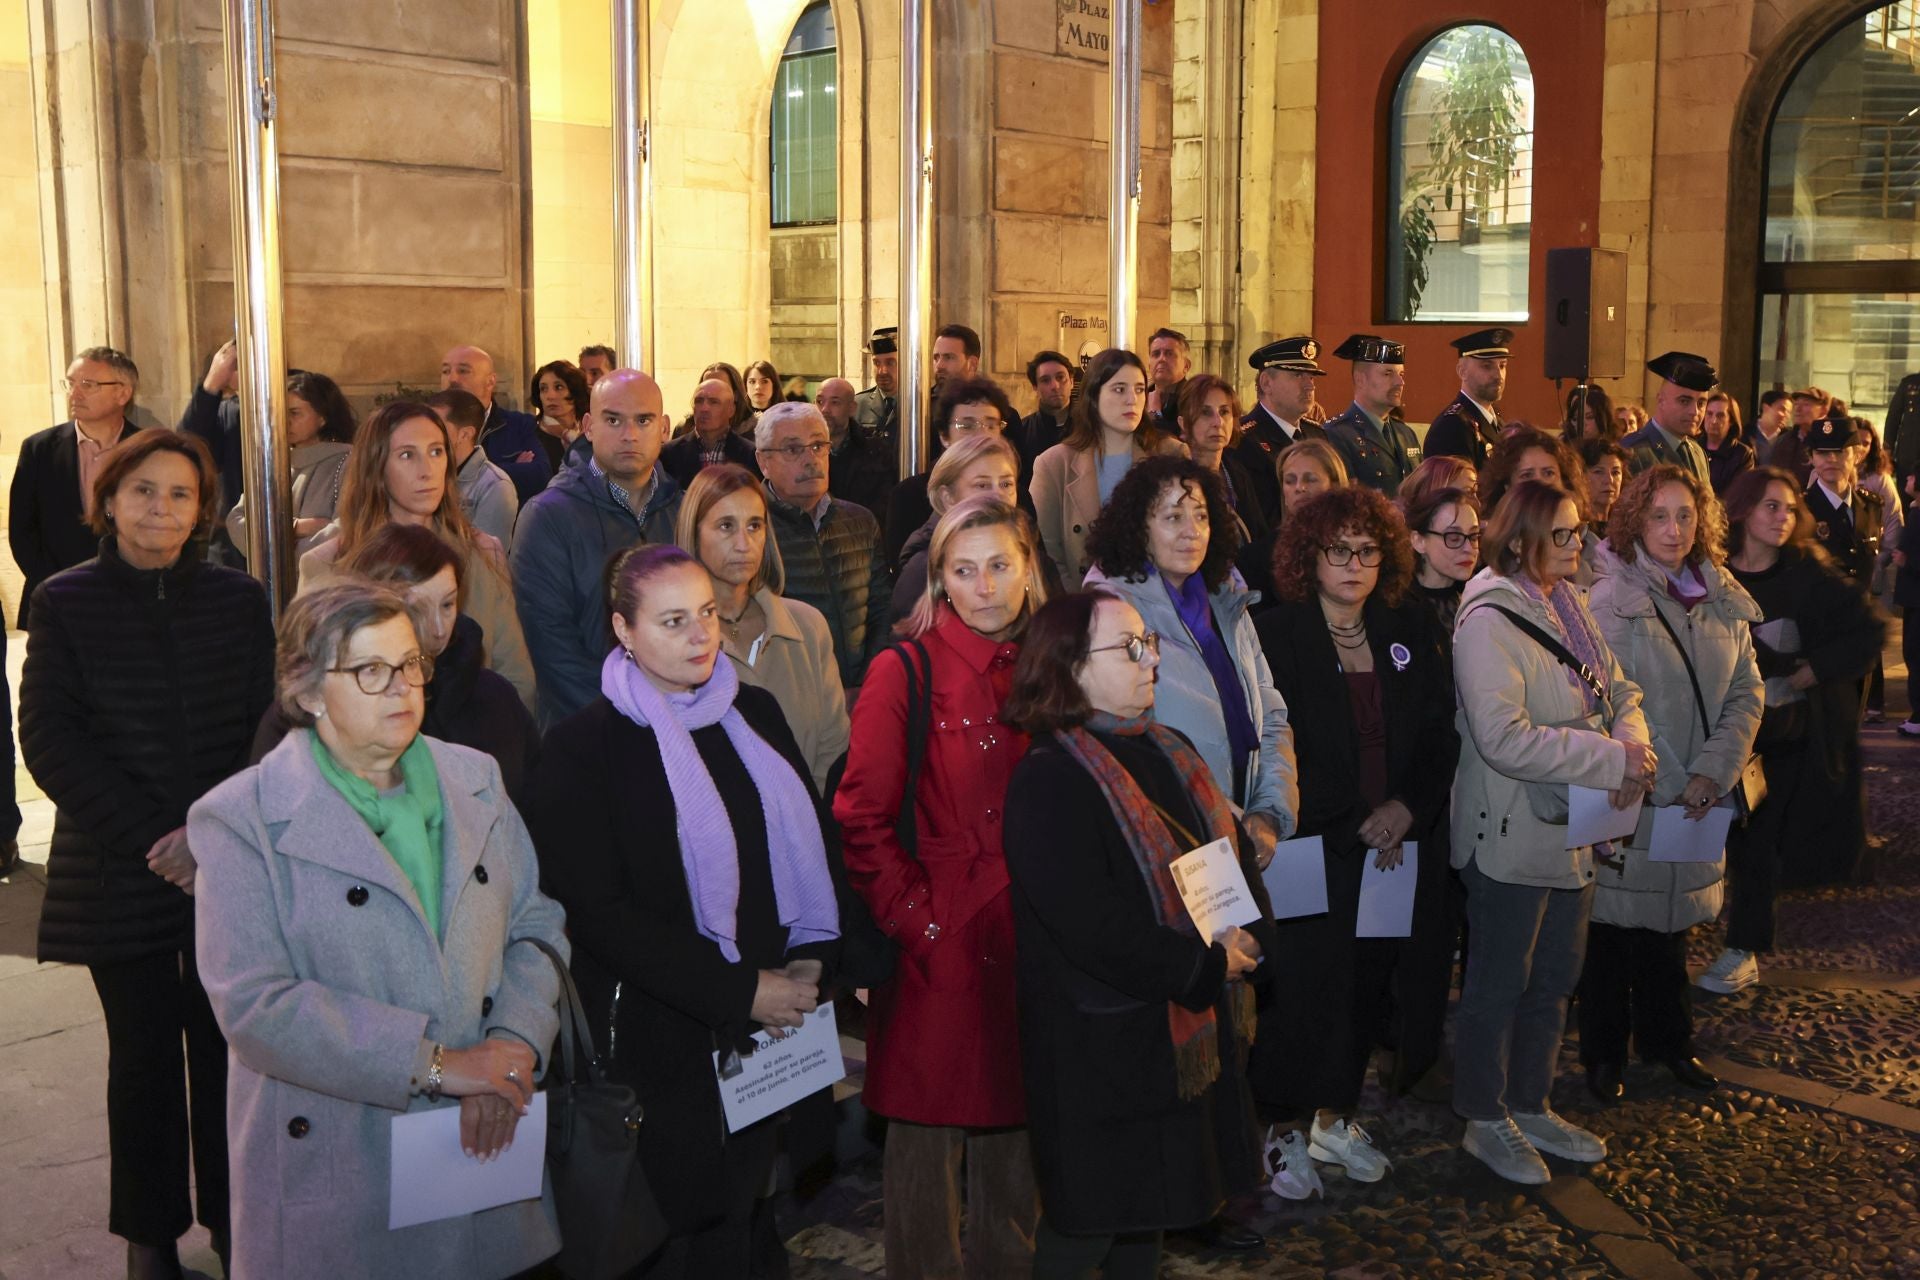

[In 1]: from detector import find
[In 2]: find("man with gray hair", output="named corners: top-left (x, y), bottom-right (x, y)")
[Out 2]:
top-left (756, 401), bottom-right (891, 690)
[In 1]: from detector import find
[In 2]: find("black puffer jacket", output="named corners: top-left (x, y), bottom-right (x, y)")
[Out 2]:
top-left (23, 539), bottom-right (275, 965)
top-left (768, 494), bottom-right (892, 689)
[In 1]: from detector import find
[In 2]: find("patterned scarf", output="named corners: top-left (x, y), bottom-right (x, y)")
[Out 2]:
top-left (601, 648), bottom-right (839, 963)
top-left (1517, 574), bottom-right (1610, 714)
top-left (1055, 711), bottom-right (1258, 1100)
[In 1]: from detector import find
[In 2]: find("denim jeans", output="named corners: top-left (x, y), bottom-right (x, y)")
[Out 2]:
top-left (1451, 857), bottom-right (1594, 1122)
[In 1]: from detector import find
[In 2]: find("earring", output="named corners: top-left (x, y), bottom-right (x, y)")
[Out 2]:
top-left (623, 647), bottom-right (635, 663)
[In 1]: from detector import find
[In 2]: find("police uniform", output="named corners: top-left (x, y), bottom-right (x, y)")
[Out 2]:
top-left (1619, 351), bottom-right (1716, 489)
top-left (854, 326), bottom-right (900, 446)
top-left (1804, 416), bottom-right (1883, 583)
top-left (1423, 327), bottom-right (1512, 469)
top-left (1231, 336), bottom-right (1328, 527)
top-left (1323, 334), bottom-right (1420, 497)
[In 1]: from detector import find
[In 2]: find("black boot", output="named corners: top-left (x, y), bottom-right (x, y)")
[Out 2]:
top-left (1586, 1061), bottom-right (1624, 1104)
top-left (1662, 1055), bottom-right (1718, 1091)
top-left (1174, 1215), bottom-right (1265, 1253)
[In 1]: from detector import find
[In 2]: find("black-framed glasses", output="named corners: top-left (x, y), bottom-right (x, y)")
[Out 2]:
top-left (758, 441), bottom-right (830, 461)
top-left (1421, 528), bottom-right (1483, 550)
top-left (1089, 631), bottom-right (1160, 664)
top-left (329, 654), bottom-right (434, 694)
top-left (1321, 544), bottom-right (1384, 567)
top-left (1548, 526), bottom-right (1581, 548)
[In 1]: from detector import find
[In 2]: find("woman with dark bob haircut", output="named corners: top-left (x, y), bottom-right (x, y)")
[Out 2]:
top-left (1246, 487), bottom-right (1457, 1195)
top-left (530, 359), bottom-right (591, 472)
top-left (1001, 589), bottom-right (1274, 1276)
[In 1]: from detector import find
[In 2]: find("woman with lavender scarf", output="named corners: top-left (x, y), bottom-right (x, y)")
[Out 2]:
top-left (527, 543), bottom-right (844, 1278)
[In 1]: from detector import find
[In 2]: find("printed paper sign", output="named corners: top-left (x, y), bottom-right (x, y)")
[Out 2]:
top-left (713, 1004), bottom-right (847, 1134)
top-left (1170, 837), bottom-right (1263, 941)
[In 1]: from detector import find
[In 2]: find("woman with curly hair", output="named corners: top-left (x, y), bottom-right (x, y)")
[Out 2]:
top-left (1578, 464), bottom-right (1763, 1102)
top-left (1247, 487), bottom-right (1458, 1195)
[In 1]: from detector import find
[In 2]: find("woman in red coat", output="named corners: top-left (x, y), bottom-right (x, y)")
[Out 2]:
top-left (835, 495), bottom-right (1049, 1278)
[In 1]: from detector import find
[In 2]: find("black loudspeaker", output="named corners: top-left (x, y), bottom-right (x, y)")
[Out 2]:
top-left (1544, 248), bottom-right (1627, 380)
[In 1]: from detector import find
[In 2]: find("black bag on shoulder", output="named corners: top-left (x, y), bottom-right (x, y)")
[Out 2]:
top-left (853, 638), bottom-right (936, 984)
top-left (1473, 604), bottom-right (1616, 825)
top-left (1646, 605), bottom-right (1766, 825)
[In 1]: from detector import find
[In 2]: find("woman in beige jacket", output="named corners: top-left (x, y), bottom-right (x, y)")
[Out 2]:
top-left (1450, 480), bottom-right (1653, 1187)
top-left (1031, 347), bottom-right (1185, 585)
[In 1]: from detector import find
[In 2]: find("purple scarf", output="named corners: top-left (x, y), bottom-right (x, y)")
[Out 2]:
top-left (601, 648), bottom-right (839, 962)
top-left (1517, 575), bottom-right (1610, 714)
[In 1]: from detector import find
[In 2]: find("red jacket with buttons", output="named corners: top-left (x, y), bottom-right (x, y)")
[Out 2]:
top-left (833, 606), bottom-right (1029, 1126)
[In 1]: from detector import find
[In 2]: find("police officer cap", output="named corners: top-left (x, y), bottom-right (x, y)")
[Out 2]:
top-left (1806, 413), bottom-right (1860, 451)
top-left (1333, 334), bottom-right (1406, 365)
top-left (1248, 335), bottom-right (1326, 376)
top-left (1645, 350), bottom-right (1718, 392)
top-left (1451, 327), bottom-right (1514, 359)
top-left (867, 327), bottom-right (899, 356)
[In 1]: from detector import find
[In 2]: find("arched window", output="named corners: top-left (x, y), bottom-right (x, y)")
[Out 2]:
top-left (771, 3), bottom-right (837, 227)
top-left (1386, 26), bottom-right (1535, 323)
top-left (1757, 3), bottom-right (1920, 420)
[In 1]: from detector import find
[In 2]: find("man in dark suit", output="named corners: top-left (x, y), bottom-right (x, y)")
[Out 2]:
top-left (819, 376), bottom-right (896, 537)
top-left (1233, 335), bottom-right (1329, 526)
top-left (1424, 328), bottom-right (1512, 469)
top-left (1016, 349), bottom-right (1075, 475)
top-left (1145, 327), bottom-right (1191, 440)
top-left (1323, 335), bottom-right (1421, 497)
top-left (439, 344), bottom-right (552, 504)
top-left (10, 346), bottom-right (143, 627)
top-left (1621, 351), bottom-right (1716, 488)
top-left (1804, 415), bottom-right (1883, 584)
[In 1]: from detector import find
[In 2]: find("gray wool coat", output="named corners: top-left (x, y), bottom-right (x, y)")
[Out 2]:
top-left (189, 730), bottom-right (568, 1280)
top-left (1586, 548), bottom-right (1764, 933)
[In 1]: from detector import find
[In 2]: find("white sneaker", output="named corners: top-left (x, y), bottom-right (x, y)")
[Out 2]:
top-left (1461, 1117), bottom-right (1552, 1185)
top-left (1895, 719), bottom-right (1920, 738)
top-left (1512, 1108), bottom-right (1607, 1163)
top-left (1308, 1115), bottom-right (1391, 1182)
top-left (1263, 1126), bottom-right (1324, 1200)
top-left (1696, 947), bottom-right (1759, 994)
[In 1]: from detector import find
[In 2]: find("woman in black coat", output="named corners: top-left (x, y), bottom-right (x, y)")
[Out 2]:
top-left (1249, 487), bottom-right (1458, 1198)
top-left (1002, 591), bottom-right (1274, 1280)
top-left (528, 546), bottom-right (848, 1279)
top-left (21, 430), bottom-right (274, 1280)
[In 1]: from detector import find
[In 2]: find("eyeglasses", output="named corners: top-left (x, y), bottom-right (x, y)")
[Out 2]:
top-left (1421, 528), bottom-right (1483, 550)
top-left (949, 415), bottom-right (1004, 432)
top-left (1321, 544), bottom-right (1384, 567)
top-left (1088, 631), bottom-right (1160, 664)
top-left (62, 377), bottom-right (126, 393)
top-left (759, 441), bottom-right (830, 461)
top-left (1548, 527), bottom-right (1581, 548)
top-left (329, 654), bottom-right (435, 694)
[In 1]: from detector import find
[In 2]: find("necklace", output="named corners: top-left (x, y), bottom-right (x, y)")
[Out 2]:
top-left (1332, 630), bottom-right (1370, 651)
top-left (718, 601), bottom-right (754, 640)
top-left (1324, 616), bottom-right (1366, 637)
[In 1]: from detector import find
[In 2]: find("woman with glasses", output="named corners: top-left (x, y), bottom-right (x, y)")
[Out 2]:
top-left (297, 401), bottom-right (536, 713)
top-left (189, 581), bottom-right (569, 1280)
top-left (1000, 591), bottom-right (1274, 1278)
top-left (1450, 481), bottom-right (1653, 1185)
top-left (1033, 348), bottom-right (1187, 585)
top-left (1235, 438), bottom-right (1349, 609)
top-left (1402, 485), bottom-right (1483, 636)
top-left (835, 497), bottom-right (1050, 1278)
top-left (1248, 487), bottom-right (1457, 1196)
top-left (1579, 465), bottom-right (1762, 1103)
top-left (22, 429), bottom-right (274, 1280)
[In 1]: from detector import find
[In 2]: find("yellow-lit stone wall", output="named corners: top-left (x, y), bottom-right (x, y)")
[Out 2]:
top-left (529, 0), bottom-right (616, 371)
top-left (0, 2), bottom-right (48, 612)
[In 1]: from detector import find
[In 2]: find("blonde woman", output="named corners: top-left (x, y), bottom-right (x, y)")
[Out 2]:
top-left (890, 432), bottom-right (1061, 624)
top-left (1237, 437), bottom-right (1350, 607)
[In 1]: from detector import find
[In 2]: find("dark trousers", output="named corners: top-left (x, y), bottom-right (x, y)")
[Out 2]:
top-left (1575, 922), bottom-right (1694, 1069)
top-left (87, 945), bottom-right (229, 1246)
top-left (1031, 1218), bottom-right (1161, 1280)
top-left (1867, 655), bottom-right (1885, 714)
top-left (1725, 746), bottom-right (1803, 953)
top-left (1905, 608), bottom-right (1919, 720)
top-left (635, 1120), bottom-right (781, 1279)
top-left (881, 1121), bottom-right (1037, 1279)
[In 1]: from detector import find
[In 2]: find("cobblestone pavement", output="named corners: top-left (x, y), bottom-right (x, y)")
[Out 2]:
top-left (783, 705), bottom-right (1920, 1279)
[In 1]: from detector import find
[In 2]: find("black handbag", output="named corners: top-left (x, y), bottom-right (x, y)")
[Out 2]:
top-left (1647, 604), bottom-right (1766, 824)
top-left (526, 938), bottom-right (669, 1279)
top-left (850, 639), bottom-right (935, 984)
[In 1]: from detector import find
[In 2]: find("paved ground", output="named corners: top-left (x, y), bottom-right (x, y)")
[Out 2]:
top-left (2, 636), bottom-right (1916, 1279)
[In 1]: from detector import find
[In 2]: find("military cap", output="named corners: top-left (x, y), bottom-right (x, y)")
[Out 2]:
top-left (867, 327), bottom-right (899, 356)
top-left (1333, 334), bottom-right (1407, 365)
top-left (1451, 327), bottom-right (1514, 359)
top-left (1248, 335), bottom-right (1327, 376)
top-left (1806, 414), bottom-right (1860, 451)
top-left (1646, 350), bottom-right (1719, 392)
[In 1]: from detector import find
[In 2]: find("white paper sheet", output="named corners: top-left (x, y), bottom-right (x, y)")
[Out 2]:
top-left (714, 1004), bottom-right (847, 1134)
top-left (1567, 784), bottom-right (1644, 849)
top-left (1170, 837), bottom-right (1263, 940)
top-left (389, 1091), bottom-right (547, 1230)
top-left (1647, 803), bottom-right (1735, 863)
top-left (1260, 835), bottom-right (1330, 920)
top-left (1356, 842), bottom-right (1419, 939)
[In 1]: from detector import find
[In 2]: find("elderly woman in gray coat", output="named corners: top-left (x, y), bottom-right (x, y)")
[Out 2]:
top-left (1083, 455), bottom-right (1299, 862)
top-left (1578, 465), bottom-right (1762, 1103)
top-left (1451, 481), bottom-right (1653, 1187)
top-left (189, 582), bottom-right (568, 1280)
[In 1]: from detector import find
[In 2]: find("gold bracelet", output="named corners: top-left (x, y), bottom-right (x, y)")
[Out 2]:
top-left (426, 1043), bottom-right (445, 1101)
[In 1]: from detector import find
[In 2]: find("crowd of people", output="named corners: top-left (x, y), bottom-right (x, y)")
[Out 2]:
top-left (5, 324), bottom-right (1901, 1279)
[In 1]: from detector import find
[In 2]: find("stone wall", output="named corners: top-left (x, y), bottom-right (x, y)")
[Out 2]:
top-left (528, 0), bottom-right (615, 372)
top-left (770, 224), bottom-right (839, 384)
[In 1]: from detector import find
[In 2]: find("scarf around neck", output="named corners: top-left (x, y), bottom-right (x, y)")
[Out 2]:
top-left (310, 730), bottom-right (447, 936)
top-left (601, 648), bottom-right (838, 963)
top-left (1055, 711), bottom-right (1257, 1099)
top-left (1517, 575), bottom-right (1610, 714)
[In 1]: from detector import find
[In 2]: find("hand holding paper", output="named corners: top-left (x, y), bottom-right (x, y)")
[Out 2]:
top-left (1356, 843), bottom-right (1418, 938)
top-left (1170, 838), bottom-right (1263, 940)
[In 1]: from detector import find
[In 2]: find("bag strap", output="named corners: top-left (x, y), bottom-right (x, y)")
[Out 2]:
top-left (890, 639), bottom-right (934, 858)
top-left (1647, 601), bottom-right (1713, 738)
top-left (1471, 603), bottom-right (1610, 712)
top-left (520, 936), bottom-right (602, 1088)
